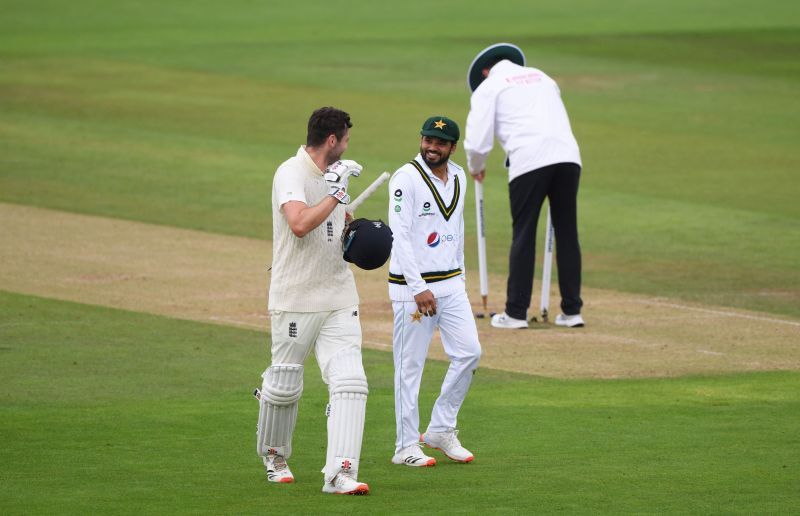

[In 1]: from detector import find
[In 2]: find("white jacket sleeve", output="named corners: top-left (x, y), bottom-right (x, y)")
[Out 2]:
top-left (388, 171), bottom-right (427, 296)
top-left (464, 88), bottom-right (496, 175)
top-left (458, 206), bottom-right (466, 281)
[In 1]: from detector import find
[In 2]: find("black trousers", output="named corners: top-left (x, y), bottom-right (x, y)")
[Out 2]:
top-left (505, 162), bottom-right (583, 320)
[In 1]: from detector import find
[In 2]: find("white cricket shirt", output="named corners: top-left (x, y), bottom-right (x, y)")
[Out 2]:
top-left (387, 155), bottom-right (467, 302)
top-left (268, 146), bottom-right (359, 312)
top-left (464, 60), bottom-right (582, 182)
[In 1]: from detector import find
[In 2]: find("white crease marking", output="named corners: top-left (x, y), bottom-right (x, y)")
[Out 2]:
top-left (642, 299), bottom-right (800, 328)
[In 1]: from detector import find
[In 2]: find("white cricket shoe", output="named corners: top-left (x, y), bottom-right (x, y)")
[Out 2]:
top-left (322, 471), bottom-right (369, 495)
top-left (263, 454), bottom-right (294, 483)
top-left (421, 429), bottom-right (474, 463)
top-left (391, 444), bottom-right (437, 467)
top-left (490, 312), bottom-right (529, 329)
top-left (555, 313), bottom-right (585, 327)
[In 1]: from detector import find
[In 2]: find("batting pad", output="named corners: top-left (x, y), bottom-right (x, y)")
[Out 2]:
top-left (326, 347), bottom-right (369, 396)
top-left (256, 364), bottom-right (303, 459)
top-left (323, 392), bottom-right (367, 482)
top-left (322, 348), bottom-right (368, 481)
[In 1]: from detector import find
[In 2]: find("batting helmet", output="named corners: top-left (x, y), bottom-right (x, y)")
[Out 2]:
top-left (342, 218), bottom-right (393, 270)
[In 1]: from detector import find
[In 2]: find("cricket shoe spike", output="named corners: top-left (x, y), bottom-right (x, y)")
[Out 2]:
top-left (555, 313), bottom-right (585, 328)
top-left (490, 312), bottom-right (529, 329)
top-left (391, 444), bottom-right (437, 467)
top-left (421, 429), bottom-right (474, 463)
top-left (322, 471), bottom-right (369, 495)
top-left (263, 453), bottom-right (294, 483)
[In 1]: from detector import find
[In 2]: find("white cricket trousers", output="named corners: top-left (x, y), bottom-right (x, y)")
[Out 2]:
top-left (392, 290), bottom-right (481, 452)
top-left (270, 306), bottom-right (362, 369)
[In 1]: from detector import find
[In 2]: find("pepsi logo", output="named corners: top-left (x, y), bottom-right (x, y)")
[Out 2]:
top-left (427, 232), bottom-right (440, 247)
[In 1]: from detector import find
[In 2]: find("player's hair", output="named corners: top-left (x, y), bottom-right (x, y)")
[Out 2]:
top-left (307, 107), bottom-right (352, 147)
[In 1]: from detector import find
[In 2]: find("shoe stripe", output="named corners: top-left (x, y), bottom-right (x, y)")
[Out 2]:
top-left (267, 470), bottom-right (294, 482)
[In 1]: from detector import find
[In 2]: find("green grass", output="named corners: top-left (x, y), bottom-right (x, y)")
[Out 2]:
top-left (1, 3), bottom-right (799, 513)
top-left (1, 0), bottom-right (799, 316)
top-left (2, 291), bottom-right (799, 514)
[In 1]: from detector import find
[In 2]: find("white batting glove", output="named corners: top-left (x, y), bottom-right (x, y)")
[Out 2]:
top-left (325, 159), bottom-right (362, 204)
top-left (328, 184), bottom-right (350, 204)
top-left (324, 160), bottom-right (362, 186)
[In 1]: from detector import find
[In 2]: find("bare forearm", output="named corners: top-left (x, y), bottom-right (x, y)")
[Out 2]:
top-left (283, 198), bottom-right (339, 238)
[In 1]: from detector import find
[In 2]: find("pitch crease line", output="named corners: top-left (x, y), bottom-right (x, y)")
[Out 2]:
top-left (642, 300), bottom-right (800, 328)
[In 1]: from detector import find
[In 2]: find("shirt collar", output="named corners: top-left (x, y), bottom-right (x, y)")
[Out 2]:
top-left (414, 154), bottom-right (453, 183)
top-left (298, 146), bottom-right (324, 176)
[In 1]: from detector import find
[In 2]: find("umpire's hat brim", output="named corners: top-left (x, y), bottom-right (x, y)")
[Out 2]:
top-left (467, 43), bottom-right (526, 92)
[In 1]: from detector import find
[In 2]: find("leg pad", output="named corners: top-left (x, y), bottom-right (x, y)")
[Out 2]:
top-left (256, 364), bottom-right (303, 458)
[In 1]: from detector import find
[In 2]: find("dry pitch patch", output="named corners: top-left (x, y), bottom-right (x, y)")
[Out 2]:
top-left (2, 202), bottom-right (798, 379)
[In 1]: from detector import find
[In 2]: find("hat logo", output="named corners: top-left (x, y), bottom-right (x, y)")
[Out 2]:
top-left (433, 119), bottom-right (447, 130)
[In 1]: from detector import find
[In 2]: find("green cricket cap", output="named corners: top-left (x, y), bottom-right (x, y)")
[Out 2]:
top-left (420, 116), bottom-right (460, 142)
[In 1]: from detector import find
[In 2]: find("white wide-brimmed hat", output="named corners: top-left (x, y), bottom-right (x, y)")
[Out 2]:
top-left (467, 43), bottom-right (526, 91)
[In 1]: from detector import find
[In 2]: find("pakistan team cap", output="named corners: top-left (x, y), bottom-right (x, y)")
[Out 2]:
top-left (420, 116), bottom-right (460, 142)
top-left (467, 42), bottom-right (526, 92)
top-left (343, 218), bottom-right (393, 270)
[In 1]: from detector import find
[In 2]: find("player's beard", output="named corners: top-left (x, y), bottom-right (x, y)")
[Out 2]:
top-left (327, 136), bottom-right (348, 165)
top-left (327, 147), bottom-right (345, 165)
top-left (420, 146), bottom-right (451, 168)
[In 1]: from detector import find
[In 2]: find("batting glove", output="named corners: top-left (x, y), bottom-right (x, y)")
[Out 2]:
top-left (325, 159), bottom-right (362, 205)
top-left (328, 184), bottom-right (350, 204)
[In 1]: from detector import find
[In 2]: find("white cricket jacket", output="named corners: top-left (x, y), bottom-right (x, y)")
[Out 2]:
top-left (387, 155), bottom-right (467, 302)
top-left (464, 59), bottom-right (582, 182)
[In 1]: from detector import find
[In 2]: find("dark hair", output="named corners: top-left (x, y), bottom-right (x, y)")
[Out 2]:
top-left (306, 107), bottom-right (352, 147)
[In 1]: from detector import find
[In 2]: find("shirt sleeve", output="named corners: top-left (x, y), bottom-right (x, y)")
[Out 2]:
top-left (458, 200), bottom-right (466, 280)
top-left (274, 165), bottom-right (307, 209)
top-left (456, 175), bottom-right (469, 281)
top-left (388, 171), bottom-right (427, 296)
top-left (464, 88), bottom-right (496, 175)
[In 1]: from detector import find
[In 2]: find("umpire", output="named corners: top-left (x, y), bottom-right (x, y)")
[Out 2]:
top-left (463, 43), bottom-right (584, 329)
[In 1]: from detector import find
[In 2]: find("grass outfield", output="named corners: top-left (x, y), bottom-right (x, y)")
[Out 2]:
top-left (2, 291), bottom-right (798, 513)
top-left (1, 0), bottom-right (799, 513)
top-left (1, 1), bottom-right (798, 316)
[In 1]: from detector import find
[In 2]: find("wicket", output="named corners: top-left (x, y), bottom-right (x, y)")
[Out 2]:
top-left (539, 206), bottom-right (554, 322)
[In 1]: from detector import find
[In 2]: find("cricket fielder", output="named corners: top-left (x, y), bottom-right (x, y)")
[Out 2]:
top-left (257, 107), bottom-right (370, 495)
top-left (387, 116), bottom-right (482, 467)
